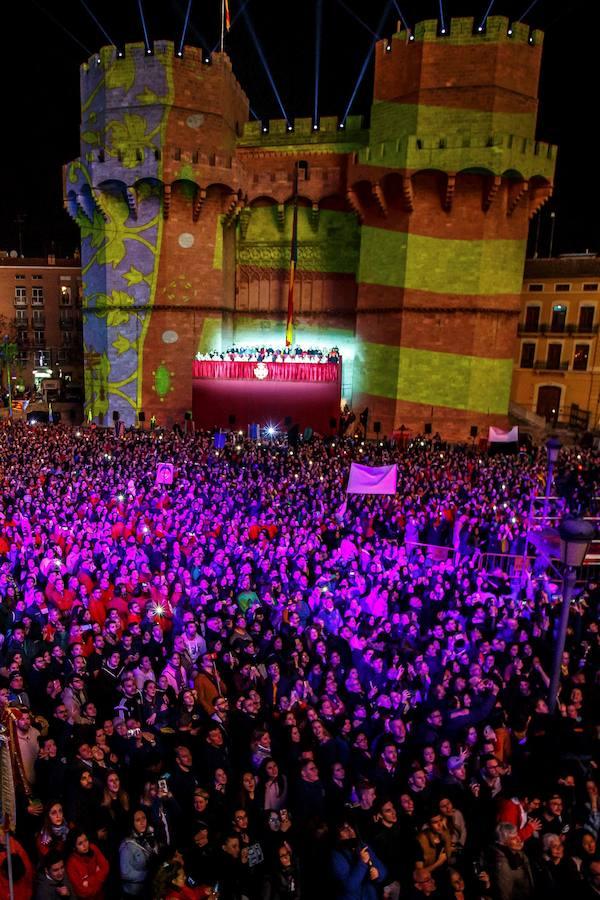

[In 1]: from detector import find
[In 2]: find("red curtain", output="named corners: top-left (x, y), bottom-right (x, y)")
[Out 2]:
top-left (192, 360), bottom-right (339, 383)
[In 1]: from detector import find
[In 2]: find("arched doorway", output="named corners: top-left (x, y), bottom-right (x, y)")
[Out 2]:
top-left (536, 385), bottom-right (561, 423)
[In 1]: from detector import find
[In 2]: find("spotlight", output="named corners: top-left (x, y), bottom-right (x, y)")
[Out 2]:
top-left (152, 604), bottom-right (165, 617)
top-left (338, 122), bottom-right (345, 130)
top-left (409, 34), bottom-right (415, 41)
top-left (117, 494), bottom-right (124, 501)
top-left (528, 36), bottom-right (534, 44)
top-left (385, 42), bottom-right (392, 51)
top-left (117, 51), bottom-right (124, 58)
top-left (287, 123), bottom-right (293, 131)
top-left (177, 51), bottom-right (183, 57)
top-left (441, 28), bottom-right (446, 34)
top-left (313, 124), bottom-right (319, 130)
top-left (507, 28), bottom-right (513, 35)
top-left (266, 425), bottom-right (276, 436)
top-left (262, 126), bottom-right (268, 133)
top-left (146, 48), bottom-right (152, 55)
top-left (96, 58), bottom-right (101, 64)
top-left (204, 56), bottom-right (211, 63)
top-left (477, 26), bottom-right (483, 32)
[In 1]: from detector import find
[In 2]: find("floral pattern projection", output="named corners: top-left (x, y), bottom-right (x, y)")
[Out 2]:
top-left (65, 44), bottom-right (174, 424)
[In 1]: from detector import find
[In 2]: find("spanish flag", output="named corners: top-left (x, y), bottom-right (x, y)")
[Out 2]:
top-left (225, 0), bottom-right (231, 31)
top-left (286, 198), bottom-right (298, 347)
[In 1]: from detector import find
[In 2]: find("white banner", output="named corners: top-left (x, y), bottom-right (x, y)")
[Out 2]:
top-left (488, 426), bottom-right (519, 444)
top-left (347, 462), bottom-right (398, 495)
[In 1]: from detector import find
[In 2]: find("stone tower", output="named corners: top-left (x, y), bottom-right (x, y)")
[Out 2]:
top-left (65, 42), bottom-right (248, 424)
top-left (349, 16), bottom-right (555, 435)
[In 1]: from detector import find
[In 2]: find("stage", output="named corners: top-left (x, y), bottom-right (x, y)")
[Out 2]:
top-left (192, 359), bottom-right (341, 433)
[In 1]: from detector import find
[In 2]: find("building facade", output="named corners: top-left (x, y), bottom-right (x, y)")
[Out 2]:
top-left (0, 254), bottom-right (83, 398)
top-left (65, 16), bottom-right (556, 438)
top-left (512, 256), bottom-right (600, 431)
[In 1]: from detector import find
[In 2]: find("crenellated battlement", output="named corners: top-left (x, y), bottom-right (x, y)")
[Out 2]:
top-left (238, 115), bottom-right (366, 150)
top-left (396, 16), bottom-right (543, 45)
top-left (358, 131), bottom-right (556, 180)
top-left (80, 42), bottom-right (248, 114)
top-left (82, 40), bottom-right (234, 73)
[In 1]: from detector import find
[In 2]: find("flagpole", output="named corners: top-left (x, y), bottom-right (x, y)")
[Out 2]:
top-left (285, 163), bottom-right (299, 348)
top-left (220, 0), bottom-right (225, 53)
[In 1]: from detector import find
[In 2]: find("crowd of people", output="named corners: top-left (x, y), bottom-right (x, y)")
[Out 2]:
top-left (0, 421), bottom-right (598, 900)
top-left (194, 347), bottom-right (341, 364)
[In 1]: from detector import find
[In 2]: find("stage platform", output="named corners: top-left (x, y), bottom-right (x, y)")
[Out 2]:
top-left (192, 359), bottom-right (341, 432)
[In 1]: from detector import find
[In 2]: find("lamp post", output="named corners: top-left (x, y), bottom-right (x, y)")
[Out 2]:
top-left (543, 435), bottom-right (561, 521)
top-left (547, 518), bottom-right (595, 713)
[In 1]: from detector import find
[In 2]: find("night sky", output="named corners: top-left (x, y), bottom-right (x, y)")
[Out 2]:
top-left (0, 0), bottom-right (595, 257)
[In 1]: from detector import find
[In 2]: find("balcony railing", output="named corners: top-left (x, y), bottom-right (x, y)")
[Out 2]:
top-left (59, 317), bottom-right (74, 328)
top-left (13, 297), bottom-right (27, 308)
top-left (533, 360), bottom-right (569, 371)
top-left (518, 322), bottom-right (599, 336)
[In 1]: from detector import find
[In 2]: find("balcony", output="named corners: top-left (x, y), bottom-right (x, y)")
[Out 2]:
top-left (31, 316), bottom-right (46, 328)
top-left (13, 297), bottom-right (27, 308)
top-left (533, 360), bottom-right (569, 371)
top-left (571, 322), bottom-right (599, 335)
top-left (59, 316), bottom-right (74, 329)
top-left (14, 317), bottom-right (28, 328)
top-left (518, 322), bottom-right (598, 336)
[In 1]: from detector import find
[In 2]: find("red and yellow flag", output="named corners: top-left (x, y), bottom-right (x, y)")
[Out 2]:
top-left (225, 0), bottom-right (231, 31)
top-left (286, 199), bottom-right (298, 347)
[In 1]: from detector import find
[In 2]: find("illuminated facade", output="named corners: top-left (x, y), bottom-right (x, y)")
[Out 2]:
top-left (65, 16), bottom-right (555, 437)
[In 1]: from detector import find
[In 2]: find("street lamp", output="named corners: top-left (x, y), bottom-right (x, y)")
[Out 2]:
top-left (543, 435), bottom-right (561, 521)
top-left (547, 518), bottom-right (595, 713)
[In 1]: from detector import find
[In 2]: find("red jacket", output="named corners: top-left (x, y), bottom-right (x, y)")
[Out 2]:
top-left (496, 797), bottom-right (536, 841)
top-left (66, 843), bottom-right (110, 899)
top-left (0, 837), bottom-right (34, 900)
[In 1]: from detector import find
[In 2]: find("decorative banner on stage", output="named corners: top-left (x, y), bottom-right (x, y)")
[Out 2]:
top-left (156, 463), bottom-right (174, 485)
top-left (347, 462), bottom-right (398, 495)
top-left (214, 433), bottom-right (227, 450)
top-left (488, 426), bottom-right (519, 443)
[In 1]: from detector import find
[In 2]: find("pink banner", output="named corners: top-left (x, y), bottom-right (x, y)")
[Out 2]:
top-left (346, 463), bottom-right (398, 495)
top-left (192, 360), bottom-right (339, 383)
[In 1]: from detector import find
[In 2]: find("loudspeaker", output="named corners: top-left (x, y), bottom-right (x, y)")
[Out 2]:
top-left (470, 425), bottom-right (478, 438)
top-left (228, 414), bottom-right (236, 425)
top-left (288, 424), bottom-right (300, 447)
top-left (284, 416), bottom-right (292, 427)
top-left (424, 423), bottom-right (432, 435)
top-left (138, 411), bottom-right (146, 423)
top-left (329, 417), bottom-right (337, 429)
top-left (185, 411), bottom-right (192, 421)
top-left (303, 427), bottom-right (313, 442)
top-left (112, 411), bottom-right (120, 422)
top-left (373, 421), bottom-right (381, 434)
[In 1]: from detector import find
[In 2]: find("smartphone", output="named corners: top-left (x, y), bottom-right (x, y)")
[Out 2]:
top-left (158, 778), bottom-right (168, 794)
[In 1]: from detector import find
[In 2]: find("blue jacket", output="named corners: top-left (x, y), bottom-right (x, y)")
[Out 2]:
top-left (331, 845), bottom-right (387, 900)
